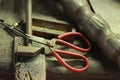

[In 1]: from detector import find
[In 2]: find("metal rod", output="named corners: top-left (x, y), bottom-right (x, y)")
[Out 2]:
top-left (26, 0), bottom-right (32, 46)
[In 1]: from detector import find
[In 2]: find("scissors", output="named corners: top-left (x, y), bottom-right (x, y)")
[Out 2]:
top-left (26, 32), bottom-right (91, 73)
top-left (1, 22), bottom-right (91, 73)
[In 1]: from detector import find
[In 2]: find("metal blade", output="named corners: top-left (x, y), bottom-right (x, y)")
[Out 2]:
top-left (26, 34), bottom-right (52, 47)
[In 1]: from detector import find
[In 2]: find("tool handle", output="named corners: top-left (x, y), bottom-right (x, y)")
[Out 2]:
top-left (25, 0), bottom-right (32, 46)
top-left (57, 32), bottom-right (91, 52)
top-left (58, 0), bottom-right (120, 68)
top-left (52, 49), bottom-right (89, 73)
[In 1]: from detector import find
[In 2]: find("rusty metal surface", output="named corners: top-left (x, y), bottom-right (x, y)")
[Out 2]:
top-left (0, 27), bottom-right (13, 73)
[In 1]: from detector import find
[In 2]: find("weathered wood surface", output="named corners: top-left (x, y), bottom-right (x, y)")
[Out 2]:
top-left (0, 27), bottom-right (13, 74)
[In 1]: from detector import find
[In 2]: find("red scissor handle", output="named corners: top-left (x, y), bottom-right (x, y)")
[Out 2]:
top-left (52, 32), bottom-right (91, 73)
top-left (57, 32), bottom-right (91, 52)
top-left (52, 49), bottom-right (89, 73)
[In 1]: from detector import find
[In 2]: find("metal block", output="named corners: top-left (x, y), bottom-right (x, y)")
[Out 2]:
top-left (17, 46), bottom-right (42, 56)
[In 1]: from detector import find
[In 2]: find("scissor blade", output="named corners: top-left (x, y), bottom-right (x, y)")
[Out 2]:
top-left (26, 34), bottom-right (52, 46)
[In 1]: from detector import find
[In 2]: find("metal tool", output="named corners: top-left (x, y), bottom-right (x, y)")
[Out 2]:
top-left (17, 31), bottom-right (91, 72)
top-left (0, 20), bottom-right (91, 72)
top-left (0, 0), bottom-right (92, 73)
top-left (16, 0), bottom-right (43, 56)
top-left (15, 0), bottom-right (46, 80)
top-left (1, 19), bottom-right (91, 72)
top-left (0, 8), bottom-right (92, 73)
top-left (26, 0), bottom-right (32, 46)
